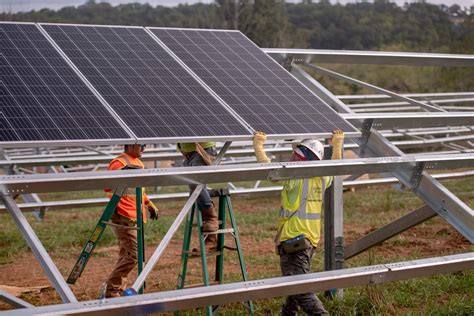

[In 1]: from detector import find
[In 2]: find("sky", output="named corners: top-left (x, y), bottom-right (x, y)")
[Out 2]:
top-left (0, 0), bottom-right (472, 14)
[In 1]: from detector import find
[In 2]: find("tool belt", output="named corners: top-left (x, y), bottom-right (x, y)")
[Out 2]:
top-left (278, 234), bottom-right (311, 255)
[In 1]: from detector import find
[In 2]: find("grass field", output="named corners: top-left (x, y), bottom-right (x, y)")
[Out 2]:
top-left (0, 176), bottom-right (473, 314)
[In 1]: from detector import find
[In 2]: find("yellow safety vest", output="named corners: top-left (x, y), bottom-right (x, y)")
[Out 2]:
top-left (278, 176), bottom-right (333, 246)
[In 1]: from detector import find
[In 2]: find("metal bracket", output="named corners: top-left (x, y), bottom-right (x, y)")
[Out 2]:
top-left (281, 55), bottom-right (295, 72)
top-left (334, 236), bottom-right (345, 270)
top-left (410, 162), bottom-right (426, 189)
top-left (359, 119), bottom-right (374, 157)
top-left (209, 188), bottom-right (230, 197)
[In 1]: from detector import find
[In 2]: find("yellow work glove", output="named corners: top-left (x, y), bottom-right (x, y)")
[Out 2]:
top-left (331, 129), bottom-right (345, 160)
top-left (253, 131), bottom-right (271, 163)
top-left (147, 201), bottom-right (159, 221)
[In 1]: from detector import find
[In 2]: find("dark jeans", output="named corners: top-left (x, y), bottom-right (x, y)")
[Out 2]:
top-left (280, 246), bottom-right (329, 316)
top-left (182, 147), bottom-right (217, 209)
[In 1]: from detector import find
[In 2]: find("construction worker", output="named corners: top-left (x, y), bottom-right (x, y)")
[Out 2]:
top-left (177, 142), bottom-right (219, 250)
top-left (103, 144), bottom-right (159, 298)
top-left (253, 130), bottom-right (345, 316)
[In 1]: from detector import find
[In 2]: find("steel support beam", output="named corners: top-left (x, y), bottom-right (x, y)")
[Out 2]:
top-left (345, 205), bottom-right (437, 259)
top-left (1, 170), bottom-right (472, 213)
top-left (348, 97), bottom-right (474, 109)
top-left (324, 176), bottom-right (344, 297)
top-left (0, 195), bottom-right (77, 303)
top-left (363, 131), bottom-right (474, 242)
top-left (342, 112), bottom-right (474, 130)
top-left (337, 92), bottom-right (474, 100)
top-left (1, 154), bottom-right (473, 195)
top-left (0, 171), bottom-right (474, 213)
top-left (3, 253), bottom-right (472, 315)
top-left (0, 291), bottom-right (34, 309)
top-left (264, 48), bottom-right (474, 67)
top-left (303, 64), bottom-right (444, 112)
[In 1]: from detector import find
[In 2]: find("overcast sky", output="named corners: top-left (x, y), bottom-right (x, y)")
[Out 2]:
top-left (0, 0), bottom-right (472, 14)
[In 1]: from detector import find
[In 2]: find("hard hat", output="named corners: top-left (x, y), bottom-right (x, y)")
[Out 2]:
top-left (292, 139), bottom-right (324, 160)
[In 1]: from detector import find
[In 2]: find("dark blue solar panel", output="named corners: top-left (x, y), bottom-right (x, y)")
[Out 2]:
top-left (150, 28), bottom-right (356, 135)
top-left (42, 24), bottom-right (251, 139)
top-left (0, 23), bottom-right (131, 143)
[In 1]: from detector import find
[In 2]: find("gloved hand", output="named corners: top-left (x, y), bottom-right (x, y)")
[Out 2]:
top-left (147, 201), bottom-right (159, 221)
top-left (253, 131), bottom-right (271, 163)
top-left (331, 129), bottom-right (345, 160)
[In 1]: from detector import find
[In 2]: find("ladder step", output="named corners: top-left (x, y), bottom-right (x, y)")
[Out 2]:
top-left (204, 228), bottom-right (234, 235)
top-left (185, 250), bottom-right (222, 257)
top-left (223, 245), bottom-right (238, 251)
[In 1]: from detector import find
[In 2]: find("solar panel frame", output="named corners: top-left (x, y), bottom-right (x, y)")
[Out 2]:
top-left (2, 22), bottom-right (360, 148)
top-left (40, 23), bottom-right (253, 143)
top-left (1, 22), bottom-right (135, 148)
top-left (148, 27), bottom-right (358, 139)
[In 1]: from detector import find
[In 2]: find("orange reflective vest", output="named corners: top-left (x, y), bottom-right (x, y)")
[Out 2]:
top-left (104, 153), bottom-right (150, 222)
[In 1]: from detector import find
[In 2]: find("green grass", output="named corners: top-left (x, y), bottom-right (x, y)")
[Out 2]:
top-left (1, 177), bottom-right (473, 314)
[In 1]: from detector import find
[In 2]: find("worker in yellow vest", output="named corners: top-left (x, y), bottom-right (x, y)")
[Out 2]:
top-left (253, 130), bottom-right (345, 316)
top-left (177, 142), bottom-right (219, 250)
top-left (103, 144), bottom-right (159, 298)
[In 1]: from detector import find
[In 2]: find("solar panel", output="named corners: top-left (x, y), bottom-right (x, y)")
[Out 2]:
top-left (41, 24), bottom-right (251, 140)
top-left (150, 28), bottom-right (357, 135)
top-left (1, 23), bottom-right (132, 144)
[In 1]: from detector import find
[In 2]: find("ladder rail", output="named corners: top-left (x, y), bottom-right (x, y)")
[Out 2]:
top-left (176, 189), bottom-right (254, 315)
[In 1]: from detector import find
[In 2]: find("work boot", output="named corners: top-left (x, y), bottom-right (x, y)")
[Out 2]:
top-left (190, 234), bottom-right (218, 256)
top-left (201, 204), bottom-right (218, 232)
top-left (205, 233), bottom-right (218, 251)
top-left (104, 290), bottom-right (122, 298)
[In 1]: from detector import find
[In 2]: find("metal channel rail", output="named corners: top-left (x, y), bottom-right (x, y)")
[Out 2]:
top-left (1, 154), bottom-right (473, 195)
top-left (263, 48), bottom-right (474, 67)
top-left (1, 170), bottom-right (472, 213)
top-left (2, 252), bottom-right (472, 315)
top-left (2, 142), bottom-right (474, 169)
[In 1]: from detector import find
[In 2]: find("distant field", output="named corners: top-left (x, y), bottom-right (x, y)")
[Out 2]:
top-left (0, 177), bottom-right (473, 314)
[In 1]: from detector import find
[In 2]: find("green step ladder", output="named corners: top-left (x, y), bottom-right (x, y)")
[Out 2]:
top-left (67, 187), bottom-right (146, 295)
top-left (177, 188), bottom-right (255, 315)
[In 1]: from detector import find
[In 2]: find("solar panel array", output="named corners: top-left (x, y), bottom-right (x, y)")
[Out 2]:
top-left (42, 24), bottom-right (250, 139)
top-left (150, 28), bottom-right (356, 135)
top-left (1, 23), bottom-right (131, 143)
top-left (1, 22), bottom-right (357, 146)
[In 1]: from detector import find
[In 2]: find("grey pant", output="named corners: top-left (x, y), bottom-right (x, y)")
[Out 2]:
top-left (280, 246), bottom-right (329, 316)
top-left (182, 147), bottom-right (217, 209)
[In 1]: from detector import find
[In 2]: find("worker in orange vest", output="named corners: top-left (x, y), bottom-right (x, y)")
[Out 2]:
top-left (103, 143), bottom-right (159, 298)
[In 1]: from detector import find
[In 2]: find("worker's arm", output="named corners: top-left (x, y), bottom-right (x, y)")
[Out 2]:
top-left (331, 129), bottom-right (345, 160)
top-left (253, 131), bottom-right (272, 163)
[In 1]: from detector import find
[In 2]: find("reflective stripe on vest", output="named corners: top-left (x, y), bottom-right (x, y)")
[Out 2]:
top-left (279, 179), bottom-right (321, 220)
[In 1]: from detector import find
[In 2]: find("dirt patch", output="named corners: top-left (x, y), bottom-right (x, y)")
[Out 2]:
top-left (1, 200), bottom-right (472, 310)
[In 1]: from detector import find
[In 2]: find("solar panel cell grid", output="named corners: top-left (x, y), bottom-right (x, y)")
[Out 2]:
top-left (151, 28), bottom-right (356, 135)
top-left (1, 23), bottom-right (130, 143)
top-left (42, 24), bottom-right (250, 140)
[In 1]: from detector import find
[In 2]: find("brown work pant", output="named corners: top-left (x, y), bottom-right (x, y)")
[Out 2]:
top-left (105, 212), bottom-right (137, 296)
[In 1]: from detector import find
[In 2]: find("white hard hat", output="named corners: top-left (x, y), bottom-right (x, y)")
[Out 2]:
top-left (293, 139), bottom-right (324, 160)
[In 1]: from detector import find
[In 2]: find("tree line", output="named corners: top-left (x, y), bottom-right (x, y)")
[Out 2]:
top-left (2, 0), bottom-right (472, 52)
top-left (2, 0), bottom-right (473, 92)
